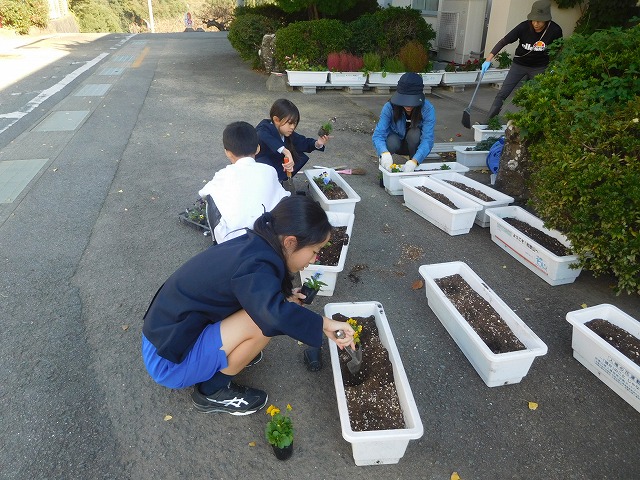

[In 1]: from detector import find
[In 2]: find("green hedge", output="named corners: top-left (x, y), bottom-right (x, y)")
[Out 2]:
top-left (274, 19), bottom-right (349, 69)
top-left (375, 7), bottom-right (436, 59)
top-left (0, 0), bottom-right (48, 34)
top-left (227, 13), bottom-right (282, 68)
top-left (510, 25), bottom-right (640, 294)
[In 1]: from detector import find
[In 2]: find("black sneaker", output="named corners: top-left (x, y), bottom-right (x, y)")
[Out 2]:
top-left (191, 382), bottom-right (268, 415)
top-left (246, 351), bottom-right (263, 368)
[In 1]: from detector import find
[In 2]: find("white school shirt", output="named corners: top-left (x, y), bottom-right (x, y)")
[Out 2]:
top-left (198, 157), bottom-right (290, 244)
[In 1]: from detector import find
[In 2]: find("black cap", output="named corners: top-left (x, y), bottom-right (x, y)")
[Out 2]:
top-left (390, 72), bottom-right (425, 107)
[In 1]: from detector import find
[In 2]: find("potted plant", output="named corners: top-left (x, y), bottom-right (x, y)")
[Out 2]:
top-left (452, 136), bottom-right (500, 169)
top-left (485, 206), bottom-right (583, 286)
top-left (481, 52), bottom-right (511, 84)
top-left (397, 41), bottom-right (444, 88)
top-left (378, 161), bottom-right (470, 196)
top-left (430, 171), bottom-right (514, 228)
top-left (471, 116), bottom-right (507, 141)
top-left (327, 51), bottom-right (366, 86)
top-left (304, 168), bottom-right (361, 214)
top-left (265, 403), bottom-right (294, 460)
top-left (299, 272), bottom-right (327, 304)
top-left (441, 58), bottom-right (480, 86)
top-left (178, 198), bottom-right (211, 236)
top-left (399, 176), bottom-right (482, 236)
top-left (367, 56), bottom-right (405, 85)
top-left (419, 261), bottom-right (548, 387)
top-left (325, 301), bottom-right (424, 465)
top-left (284, 54), bottom-right (329, 86)
top-left (566, 304), bottom-right (640, 413)
top-left (317, 118), bottom-right (334, 137)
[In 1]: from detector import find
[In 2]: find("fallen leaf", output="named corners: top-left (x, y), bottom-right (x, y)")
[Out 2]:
top-left (581, 303), bottom-right (588, 308)
top-left (248, 441), bottom-right (256, 447)
top-left (448, 137), bottom-right (453, 142)
top-left (121, 324), bottom-right (129, 331)
top-left (451, 472), bottom-right (461, 480)
top-left (163, 414), bottom-right (172, 421)
top-left (456, 133), bottom-right (462, 137)
top-left (411, 279), bottom-right (424, 290)
top-left (528, 401), bottom-right (538, 410)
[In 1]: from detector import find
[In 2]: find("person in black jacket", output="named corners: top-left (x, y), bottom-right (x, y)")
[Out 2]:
top-left (142, 195), bottom-right (355, 415)
top-left (482, 0), bottom-right (563, 121)
top-left (255, 98), bottom-right (330, 182)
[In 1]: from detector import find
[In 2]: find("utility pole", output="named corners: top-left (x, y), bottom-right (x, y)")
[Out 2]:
top-left (147, 0), bottom-right (155, 32)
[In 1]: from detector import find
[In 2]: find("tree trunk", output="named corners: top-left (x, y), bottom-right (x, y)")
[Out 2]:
top-left (494, 120), bottom-right (532, 203)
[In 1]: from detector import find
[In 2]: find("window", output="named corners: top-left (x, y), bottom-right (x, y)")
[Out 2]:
top-left (412, 0), bottom-right (439, 15)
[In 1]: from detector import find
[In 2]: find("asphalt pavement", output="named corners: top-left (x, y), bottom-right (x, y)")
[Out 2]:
top-left (0, 31), bottom-right (639, 480)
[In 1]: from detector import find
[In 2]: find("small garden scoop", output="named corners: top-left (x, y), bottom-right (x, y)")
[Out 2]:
top-left (282, 157), bottom-right (294, 192)
top-left (461, 70), bottom-right (485, 129)
top-left (335, 330), bottom-right (362, 374)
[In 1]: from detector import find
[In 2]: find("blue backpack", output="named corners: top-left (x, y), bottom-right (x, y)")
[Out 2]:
top-left (486, 137), bottom-right (504, 174)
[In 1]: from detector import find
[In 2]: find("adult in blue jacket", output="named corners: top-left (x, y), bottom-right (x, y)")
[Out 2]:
top-left (142, 195), bottom-right (355, 416)
top-left (372, 72), bottom-right (436, 172)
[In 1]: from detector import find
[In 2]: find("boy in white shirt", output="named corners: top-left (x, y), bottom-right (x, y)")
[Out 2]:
top-left (199, 121), bottom-right (290, 244)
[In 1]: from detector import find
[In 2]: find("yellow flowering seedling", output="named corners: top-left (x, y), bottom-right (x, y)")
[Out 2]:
top-left (265, 404), bottom-right (294, 449)
top-left (346, 317), bottom-right (363, 345)
top-left (390, 163), bottom-right (402, 173)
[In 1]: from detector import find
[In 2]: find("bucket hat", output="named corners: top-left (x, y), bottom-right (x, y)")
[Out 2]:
top-left (390, 72), bottom-right (424, 107)
top-left (527, 1), bottom-right (552, 22)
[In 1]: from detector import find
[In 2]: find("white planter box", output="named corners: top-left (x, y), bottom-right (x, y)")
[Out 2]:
top-left (324, 301), bottom-right (423, 466)
top-left (298, 211), bottom-right (354, 296)
top-left (367, 72), bottom-right (404, 85)
top-left (419, 261), bottom-right (548, 387)
top-left (452, 145), bottom-right (489, 169)
top-left (430, 172), bottom-right (514, 227)
top-left (328, 72), bottom-right (367, 85)
top-left (420, 70), bottom-right (445, 86)
top-left (400, 176), bottom-right (481, 236)
top-left (285, 70), bottom-right (329, 86)
top-left (441, 71), bottom-right (479, 85)
top-left (378, 162), bottom-right (470, 196)
top-left (566, 304), bottom-right (640, 413)
top-left (480, 68), bottom-right (509, 83)
top-left (304, 168), bottom-right (361, 214)
top-left (486, 206), bottom-right (582, 285)
top-left (472, 124), bottom-right (507, 141)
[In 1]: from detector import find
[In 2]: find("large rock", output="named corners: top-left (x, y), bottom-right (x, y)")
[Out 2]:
top-left (260, 34), bottom-right (277, 73)
top-left (495, 120), bottom-right (532, 202)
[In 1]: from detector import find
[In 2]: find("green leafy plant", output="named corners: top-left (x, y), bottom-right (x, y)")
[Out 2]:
top-left (495, 51), bottom-right (512, 69)
top-left (486, 116), bottom-right (503, 130)
top-left (186, 198), bottom-right (206, 225)
top-left (444, 61), bottom-right (457, 72)
top-left (228, 13), bottom-right (281, 69)
top-left (399, 40), bottom-right (429, 73)
top-left (362, 52), bottom-right (382, 72)
top-left (303, 272), bottom-right (327, 291)
top-left (466, 137), bottom-right (500, 151)
top-left (265, 404), bottom-right (293, 449)
top-left (0, 0), bottom-right (48, 34)
top-left (318, 120), bottom-right (333, 137)
top-left (509, 25), bottom-right (640, 294)
top-left (440, 164), bottom-right (451, 170)
top-left (274, 19), bottom-right (349, 69)
top-left (375, 6), bottom-right (436, 59)
top-left (313, 173), bottom-right (335, 192)
top-left (382, 56), bottom-right (405, 74)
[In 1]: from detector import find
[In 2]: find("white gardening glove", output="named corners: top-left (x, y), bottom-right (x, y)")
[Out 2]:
top-left (380, 152), bottom-right (393, 171)
top-left (403, 159), bottom-right (418, 172)
top-left (481, 60), bottom-right (491, 74)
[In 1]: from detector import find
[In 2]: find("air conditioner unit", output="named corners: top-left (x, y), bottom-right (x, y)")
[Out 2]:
top-left (437, 0), bottom-right (487, 64)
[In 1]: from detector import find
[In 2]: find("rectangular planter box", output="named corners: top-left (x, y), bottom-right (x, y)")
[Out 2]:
top-left (430, 172), bottom-right (514, 227)
top-left (566, 304), bottom-right (640, 413)
top-left (328, 72), bottom-right (367, 86)
top-left (298, 211), bottom-right (354, 296)
top-left (472, 124), bottom-right (507, 141)
top-left (419, 261), bottom-right (548, 387)
top-left (400, 176), bottom-right (482, 236)
top-left (420, 70), bottom-right (445, 86)
top-left (480, 69), bottom-right (509, 83)
top-left (378, 162), bottom-right (470, 196)
top-left (441, 71), bottom-right (479, 86)
top-left (485, 206), bottom-right (582, 286)
top-left (304, 168), bottom-right (361, 214)
top-left (453, 145), bottom-right (489, 169)
top-left (324, 301), bottom-right (423, 465)
top-left (285, 70), bottom-right (329, 86)
top-left (367, 72), bottom-right (403, 86)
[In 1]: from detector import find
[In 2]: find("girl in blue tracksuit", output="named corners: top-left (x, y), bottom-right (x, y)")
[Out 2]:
top-left (256, 98), bottom-right (330, 182)
top-left (372, 72), bottom-right (436, 172)
top-left (141, 195), bottom-right (355, 415)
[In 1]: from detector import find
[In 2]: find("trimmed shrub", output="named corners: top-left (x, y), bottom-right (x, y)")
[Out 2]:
top-left (72, 0), bottom-right (122, 33)
top-left (399, 40), bottom-right (429, 72)
top-left (382, 56), bottom-right (405, 73)
top-left (375, 6), bottom-right (436, 59)
top-left (346, 13), bottom-right (382, 57)
top-left (228, 13), bottom-right (281, 68)
top-left (510, 25), bottom-right (640, 294)
top-left (0, 0), bottom-right (48, 34)
top-left (275, 19), bottom-right (349, 69)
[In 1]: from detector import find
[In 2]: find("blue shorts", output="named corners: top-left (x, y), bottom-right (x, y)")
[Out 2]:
top-left (142, 322), bottom-right (228, 389)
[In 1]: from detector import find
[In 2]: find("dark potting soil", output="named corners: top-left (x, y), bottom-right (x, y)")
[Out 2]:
top-left (443, 180), bottom-right (495, 202)
top-left (315, 226), bottom-right (349, 266)
top-left (503, 217), bottom-right (569, 256)
top-left (313, 178), bottom-right (349, 200)
top-left (416, 186), bottom-right (458, 209)
top-left (435, 274), bottom-right (526, 354)
top-left (332, 313), bottom-right (405, 432)
top-left (585, 319), bottom-right (640, 367)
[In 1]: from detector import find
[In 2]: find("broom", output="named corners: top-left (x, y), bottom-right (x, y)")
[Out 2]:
top-left (461, 70), bottom-right (485, 129)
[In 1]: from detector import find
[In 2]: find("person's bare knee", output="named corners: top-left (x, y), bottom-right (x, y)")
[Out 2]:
top-left (219, 310), bottom-right (270, 374)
